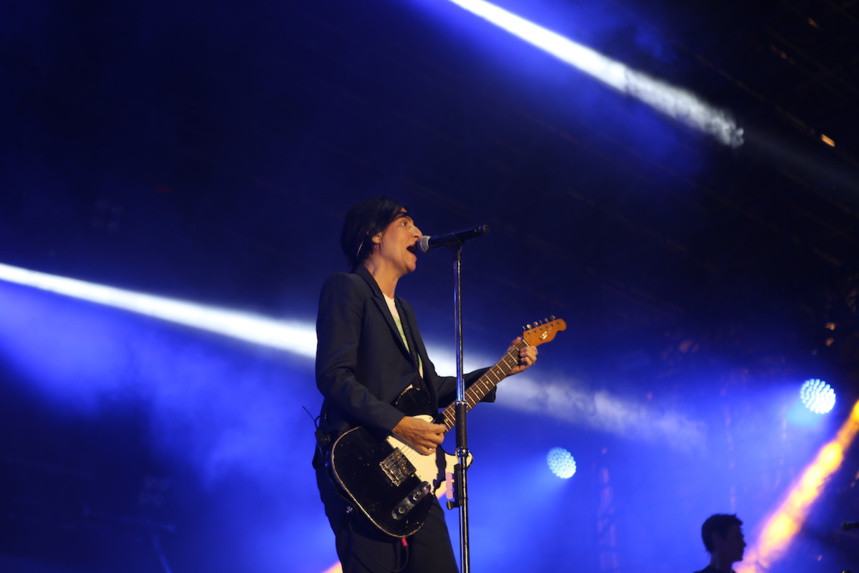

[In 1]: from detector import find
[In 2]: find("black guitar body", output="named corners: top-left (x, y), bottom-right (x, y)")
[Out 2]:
top-left (328, 426), bottom-right (435, 538)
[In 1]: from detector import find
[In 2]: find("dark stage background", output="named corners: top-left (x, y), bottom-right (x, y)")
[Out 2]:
top-left (2, 0), bottom-right (859, 572)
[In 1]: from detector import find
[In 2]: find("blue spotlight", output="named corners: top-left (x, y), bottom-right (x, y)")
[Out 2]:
top-left (800, 379), bottom-right (836, 414)
top-left (445, 0), bottom-right (744, 147)
top-left (547, 447), bottom-right (576, 479)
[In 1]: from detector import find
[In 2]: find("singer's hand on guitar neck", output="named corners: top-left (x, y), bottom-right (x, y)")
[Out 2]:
top-left (392, 416), bottom-right (445, 456)
top-left (507, 337), bottom-right (539, 376)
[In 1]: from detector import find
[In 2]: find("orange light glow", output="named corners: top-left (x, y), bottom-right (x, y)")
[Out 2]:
top-left (737, 400), bottom-right (859, 573)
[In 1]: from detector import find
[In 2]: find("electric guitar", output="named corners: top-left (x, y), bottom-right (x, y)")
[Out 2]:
top-left (327, 318), bottom-right (566, 538)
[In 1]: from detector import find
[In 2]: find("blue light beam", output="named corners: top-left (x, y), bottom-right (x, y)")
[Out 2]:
top-left (446, 0), bottom-right (744, 147)
top-left (0, 262), bottom-right (316, 357)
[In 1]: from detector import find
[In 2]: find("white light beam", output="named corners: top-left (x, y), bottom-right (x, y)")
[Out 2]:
top-left (0, 263), bottom-right (316, 357)
top-left (448, 0), bottom-right (744, 147)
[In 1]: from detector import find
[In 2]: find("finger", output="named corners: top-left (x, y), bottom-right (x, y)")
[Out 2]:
top-left (520, 348), bottom-right (537, 362)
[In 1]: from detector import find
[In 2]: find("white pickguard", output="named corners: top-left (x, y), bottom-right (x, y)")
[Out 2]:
top-left (386, 414), bottom-right (472, 490)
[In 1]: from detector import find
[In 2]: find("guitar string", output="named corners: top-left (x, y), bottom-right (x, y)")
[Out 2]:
top-left (439, 339), bottom-right (527, 432)
top-left (436, 318), bottom-right (562, 430)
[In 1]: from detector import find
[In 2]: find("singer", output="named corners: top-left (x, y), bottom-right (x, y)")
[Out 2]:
top-left (311, 196), bottom-right (538, 573)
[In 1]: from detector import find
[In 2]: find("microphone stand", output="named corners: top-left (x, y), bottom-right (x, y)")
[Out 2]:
top-left (445, 245), bottom-right (472, 573)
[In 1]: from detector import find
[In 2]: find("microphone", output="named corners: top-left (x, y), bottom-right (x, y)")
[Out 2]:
top-left (843, 521), bottom-right (859, 531)
top-left (418, 225), bottom-right (489, 253)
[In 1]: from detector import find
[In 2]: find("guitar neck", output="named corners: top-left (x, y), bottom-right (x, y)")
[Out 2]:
top-left (437, 339), bottom-right (527, 433)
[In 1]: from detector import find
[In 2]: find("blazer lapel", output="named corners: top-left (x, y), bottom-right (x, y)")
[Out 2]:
top-left (355, 267), bottom-right (414, 364)
top-left (395, 297), bottom-right (422, 372)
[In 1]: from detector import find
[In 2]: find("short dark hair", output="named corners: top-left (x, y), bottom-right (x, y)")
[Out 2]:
top-left (340, 196), bottom-right (408, 269)
top-left (701, 514), bottom-right (743, 553)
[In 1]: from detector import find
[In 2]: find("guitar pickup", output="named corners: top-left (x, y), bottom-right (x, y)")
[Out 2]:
top-left (391, 482), bottom-right (431, 521)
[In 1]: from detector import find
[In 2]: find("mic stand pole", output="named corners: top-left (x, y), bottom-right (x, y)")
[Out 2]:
top-left (446, 245), bottom-right (471, 573)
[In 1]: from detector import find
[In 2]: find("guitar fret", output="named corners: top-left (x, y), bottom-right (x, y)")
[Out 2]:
top-left (433, 317), bottom-right (570, 435)
top-left (439, 341), bottom-right (529, 433)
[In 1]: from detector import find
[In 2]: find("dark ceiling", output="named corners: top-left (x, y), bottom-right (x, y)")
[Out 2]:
top-left (2, 0), bottom-right (859, 571)
top-left (3, 0), bottom-right (859, 375)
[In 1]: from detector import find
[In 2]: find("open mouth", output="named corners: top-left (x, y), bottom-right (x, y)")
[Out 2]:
top-left (407, 244), bottom-right (418, 255)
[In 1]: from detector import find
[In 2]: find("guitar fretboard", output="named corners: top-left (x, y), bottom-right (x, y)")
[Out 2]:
top-left (437, 339), bottom-right (527, 433)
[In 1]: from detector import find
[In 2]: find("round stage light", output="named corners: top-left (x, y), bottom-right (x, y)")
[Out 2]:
top-left (547, 447), bottom-right (577, 479)
top-left (800, 379), bottom-right (836, 414)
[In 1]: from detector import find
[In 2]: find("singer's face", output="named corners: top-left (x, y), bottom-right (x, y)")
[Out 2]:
top-left (374, 210), bottom-right (422, 276)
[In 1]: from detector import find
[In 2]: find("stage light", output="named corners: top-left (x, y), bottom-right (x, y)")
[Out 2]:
top-left (547, 447), bottom-right (576, 479)
top-left (0, 263), bottom-right (316, 357)
top-left (445, 0), bottom-right (744, 147)
top-left (800, 379), bottom-right (836, 414)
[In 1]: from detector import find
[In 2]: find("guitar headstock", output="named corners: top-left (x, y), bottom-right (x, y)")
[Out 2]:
top-left (522, 317), bottom-right (567, 347)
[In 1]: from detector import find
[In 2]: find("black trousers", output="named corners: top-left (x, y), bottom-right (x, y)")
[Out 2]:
top-left (316, 467), bottom-right (459, 573)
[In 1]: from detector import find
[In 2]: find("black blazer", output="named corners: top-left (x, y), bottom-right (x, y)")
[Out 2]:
top-left (315, 266), bottom-right (491, 444)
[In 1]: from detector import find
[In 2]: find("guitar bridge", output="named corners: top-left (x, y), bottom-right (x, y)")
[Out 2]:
top-left (380, 448), bottom-right (416, 486)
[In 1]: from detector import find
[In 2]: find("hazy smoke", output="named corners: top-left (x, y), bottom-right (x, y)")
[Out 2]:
top-left (497, 376), bottom-right (707, 452)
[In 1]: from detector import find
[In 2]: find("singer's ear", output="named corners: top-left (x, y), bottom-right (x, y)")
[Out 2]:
top-left (371, 232), bottom-right (382, 245)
